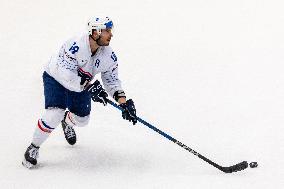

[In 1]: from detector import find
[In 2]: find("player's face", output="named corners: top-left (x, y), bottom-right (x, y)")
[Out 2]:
top-left (97, 28), bottom-right (113, 46)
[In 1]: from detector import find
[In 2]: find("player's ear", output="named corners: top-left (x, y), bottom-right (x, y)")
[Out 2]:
top-left (92, 30), bottom-right (100, 39)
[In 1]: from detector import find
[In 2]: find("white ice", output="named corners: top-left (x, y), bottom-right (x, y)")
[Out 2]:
top-left (0, 0), bottom-right (283, 188)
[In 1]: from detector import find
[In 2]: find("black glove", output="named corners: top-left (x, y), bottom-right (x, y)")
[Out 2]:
top-left (119, 99), bottom-right (137, 125)
top-left (86, 80), bottom-right (108, 106)
top-left (78, 68), bottom-right (92, 86)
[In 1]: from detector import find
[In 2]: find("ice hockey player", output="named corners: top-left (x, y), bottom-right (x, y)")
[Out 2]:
top-left (22, 17), bottom-right (137, 169)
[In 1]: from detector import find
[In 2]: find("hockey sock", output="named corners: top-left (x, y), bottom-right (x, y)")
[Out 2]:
top-left (64, 111), bottom-right (90, 127)
top-left (31, 108), bottom-right (65, 147)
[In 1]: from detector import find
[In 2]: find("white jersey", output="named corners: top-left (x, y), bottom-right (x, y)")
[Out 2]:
top-left (45, 32), bottom-right (123, 97)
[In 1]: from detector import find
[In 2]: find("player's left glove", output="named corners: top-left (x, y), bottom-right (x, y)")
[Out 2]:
top-left (86, 80), bottom-right (108, 106)
top-left (119, 99), bottom-right (137, 125)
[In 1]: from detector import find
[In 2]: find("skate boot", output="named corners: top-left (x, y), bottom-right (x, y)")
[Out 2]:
top-left (22, 143), bottom-right (39, 169)
top-left (62, 111), bottom-right (76, 145)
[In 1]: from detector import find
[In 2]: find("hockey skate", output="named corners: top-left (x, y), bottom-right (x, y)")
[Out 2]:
top-left (22, 143), bottom-right (39, 169)
top-left (62, 111), bottom-right (77, 145)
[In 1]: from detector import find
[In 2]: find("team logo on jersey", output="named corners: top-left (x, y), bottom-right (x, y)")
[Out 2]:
top-left (95, 59), bottom-right (100, 68)
top-left (111, 52), bottom-right (117, 62)
top-left (69, 42), bottom-right (79, 54)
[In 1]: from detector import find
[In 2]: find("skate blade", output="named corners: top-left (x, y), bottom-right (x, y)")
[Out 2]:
top-left (22, 159), bottom-right (36, 169)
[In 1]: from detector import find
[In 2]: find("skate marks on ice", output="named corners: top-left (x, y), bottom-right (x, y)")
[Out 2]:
top-left (30, 144), bottom-right (209, 176)
top-left (38, 145), bottom-right (152, 173)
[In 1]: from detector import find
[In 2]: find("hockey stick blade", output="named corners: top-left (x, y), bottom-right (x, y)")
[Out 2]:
top-left (221, 161), bottom-right (248, 173)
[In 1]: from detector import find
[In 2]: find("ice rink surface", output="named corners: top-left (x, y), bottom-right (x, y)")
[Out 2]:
top-left (0, 0), bottom-right (283, 188)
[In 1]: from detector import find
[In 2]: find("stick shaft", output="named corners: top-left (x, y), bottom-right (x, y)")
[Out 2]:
top-left (107, 99), bottom-right (246, 173)
top-left (107, 100), bottom-right (223, 169)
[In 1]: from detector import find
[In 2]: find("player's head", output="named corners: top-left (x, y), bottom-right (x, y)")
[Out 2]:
top-left (87, 16), bottom-right (114, 46)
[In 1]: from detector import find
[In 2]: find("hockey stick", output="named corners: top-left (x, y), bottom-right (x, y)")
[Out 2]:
top-left (107, 99), bottom-right (248, 173)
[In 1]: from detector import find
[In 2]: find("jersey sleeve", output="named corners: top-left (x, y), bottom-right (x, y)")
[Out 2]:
top-left (49, 41), bottom-right (84, 92)
top-left (101, 50), bottom-right (124, 98)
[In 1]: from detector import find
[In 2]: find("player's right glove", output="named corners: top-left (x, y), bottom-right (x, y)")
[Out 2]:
top-left (119, 99), bottom-right (137, 125)
top-left (85, 80), bottom-right (108, 106)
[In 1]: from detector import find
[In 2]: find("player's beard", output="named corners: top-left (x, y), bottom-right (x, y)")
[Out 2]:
top-left (97, 37), bottom-right (109, 46)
